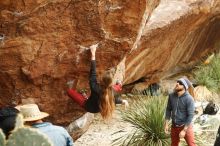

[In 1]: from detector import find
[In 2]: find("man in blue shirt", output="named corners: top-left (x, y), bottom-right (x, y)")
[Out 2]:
top-left (164, 77), bottom-right (196, 146)
top-left (20, 104), bottom-right (74, 146)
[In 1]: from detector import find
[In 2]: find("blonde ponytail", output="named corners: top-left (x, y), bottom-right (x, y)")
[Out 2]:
top-left (99, 72), bottom-right (115, 120)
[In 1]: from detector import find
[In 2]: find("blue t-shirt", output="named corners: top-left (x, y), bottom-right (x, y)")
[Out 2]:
top-left (32, 122), bottom-right (74, 146)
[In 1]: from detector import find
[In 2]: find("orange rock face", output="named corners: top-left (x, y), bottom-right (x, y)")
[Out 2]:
top-left (0, 0), bottom-right (219, 124)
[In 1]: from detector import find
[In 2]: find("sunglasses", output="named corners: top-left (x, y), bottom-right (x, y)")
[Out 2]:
top-left (177, 81), bottom-right (184, 86)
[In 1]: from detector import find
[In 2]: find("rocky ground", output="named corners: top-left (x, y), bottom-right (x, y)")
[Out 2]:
top-left (74, 105), bottom-right (132, 146)
top-left (74, 92), bottom-right (220, 146)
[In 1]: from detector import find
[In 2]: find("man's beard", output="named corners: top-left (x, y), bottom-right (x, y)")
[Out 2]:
top-left (175, 87), bottom-right (184, 93)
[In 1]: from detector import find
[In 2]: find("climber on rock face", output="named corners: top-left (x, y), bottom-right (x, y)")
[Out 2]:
top-left (67, 43), bottom-right (115, 120)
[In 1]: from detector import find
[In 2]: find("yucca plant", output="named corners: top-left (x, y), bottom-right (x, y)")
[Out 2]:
top-left (112, 96), bottom-right (170, 146)
top-left (194, 53), bottom-right (220, 92)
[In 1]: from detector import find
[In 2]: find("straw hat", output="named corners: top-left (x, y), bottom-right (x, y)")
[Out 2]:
top-left (19, 104), bottom-right (49, 122)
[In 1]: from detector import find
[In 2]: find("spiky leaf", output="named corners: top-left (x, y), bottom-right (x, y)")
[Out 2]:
top-left (0, 129), bottom-right (5, 146)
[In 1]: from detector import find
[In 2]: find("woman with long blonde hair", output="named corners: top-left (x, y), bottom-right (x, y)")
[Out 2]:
top-left (67, 44), bottom-right (115, 119)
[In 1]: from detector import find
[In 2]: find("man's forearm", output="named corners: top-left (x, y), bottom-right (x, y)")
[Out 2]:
top-left (91, 55), bottom-right (95, 60)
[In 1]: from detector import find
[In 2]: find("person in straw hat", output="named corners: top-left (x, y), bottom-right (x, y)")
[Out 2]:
top-left (19, 104), bottom-right (74, 146)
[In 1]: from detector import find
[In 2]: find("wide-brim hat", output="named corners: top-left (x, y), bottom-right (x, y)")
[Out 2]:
top-left (19, 104), bottom-right (49, 122)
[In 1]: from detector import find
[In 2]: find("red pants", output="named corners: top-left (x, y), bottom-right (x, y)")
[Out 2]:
top-left (67, 89), bottom-right (86, 107)
top-left (171, 125), bottom-right (196, 146)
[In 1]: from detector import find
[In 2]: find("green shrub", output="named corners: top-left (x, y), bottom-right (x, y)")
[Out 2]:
top-left (194, 53), bottom-right (220, 92)
top-left (112, 96), bottom-right (170, 146)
